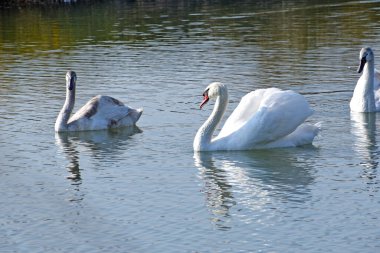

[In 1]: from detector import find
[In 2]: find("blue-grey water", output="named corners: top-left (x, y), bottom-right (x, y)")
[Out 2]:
top-left (1, 0), bottom-right (380, 252)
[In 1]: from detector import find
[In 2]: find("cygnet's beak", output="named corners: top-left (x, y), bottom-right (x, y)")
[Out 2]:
top-left (68, 77), bottom-right (75, 91)
top-left (357, 57), bottom-right (366, 73)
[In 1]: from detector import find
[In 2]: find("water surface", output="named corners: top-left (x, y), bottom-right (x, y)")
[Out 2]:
top-left (1, 1), bottom-right (380, 252)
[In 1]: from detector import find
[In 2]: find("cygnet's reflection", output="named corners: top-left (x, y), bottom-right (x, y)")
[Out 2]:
top-left (194, 148), bottom-right (316, 229)
top-left (350, 112), bottom-right (378, 181)
top-left (55, 126), bottom-right (142, 183)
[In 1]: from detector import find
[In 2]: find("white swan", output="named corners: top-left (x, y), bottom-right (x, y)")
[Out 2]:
top-left (55, 71), bottom-right (143, 132)
top-left (193, 82), bottom-right (320, 151)
top-left (350, 47), bottom-right (380, 112)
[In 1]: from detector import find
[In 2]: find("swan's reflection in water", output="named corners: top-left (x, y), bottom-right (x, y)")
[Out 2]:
top-left (194, 148), bottom-right (317, 230)
top-left (55, 126), bottom-right (142, 185)
top-left (350, 112), bottom-right (379, 185)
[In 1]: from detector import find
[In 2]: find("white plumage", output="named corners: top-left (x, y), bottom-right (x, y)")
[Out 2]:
top-left (350, 47), bottom-right (380, 112)
top-left (193, 82), bottom-right (320, 151)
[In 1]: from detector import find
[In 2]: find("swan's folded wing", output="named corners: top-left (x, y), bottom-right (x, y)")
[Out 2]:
top-left (93, 96), bottom-right (133, 122)
top-left (375, 68), bottom-right (380, 90)
top-left (374, 69), bottom-right (380, 110)
top-left (216, 89), bottom-right (313, 149)
top-left (218, 88), bottom-right (281, 139)
top-left (69, 95), bottom-right (131, 123)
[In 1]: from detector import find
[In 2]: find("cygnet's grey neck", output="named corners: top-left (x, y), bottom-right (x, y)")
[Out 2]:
top-left (55, 88), bottom-right (75, 132)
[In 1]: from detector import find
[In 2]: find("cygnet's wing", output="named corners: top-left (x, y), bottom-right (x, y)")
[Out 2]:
top-left (69, 95), bottom-right (132, 124)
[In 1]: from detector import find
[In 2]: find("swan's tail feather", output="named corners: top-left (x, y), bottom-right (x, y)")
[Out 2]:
top-left (131, 108), bottom-right (143, 123)
top-left (255, 122), bottom-right (321, 149)
top-left (291, 122), bottom-right (321, 146)
top-left (314, 121), bottom-right (322, 135)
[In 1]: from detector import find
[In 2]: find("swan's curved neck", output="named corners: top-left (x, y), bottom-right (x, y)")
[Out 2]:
top-left (194, 90), bottom-right (228, 151)
top-left (55, 88), bottom-right (75, 132)
top-left (363, 58), bottom-right (375, 86)
top-left (361, 59), bottom-right (376, 109)
top-left (351, 57), bottom-right (377, 112)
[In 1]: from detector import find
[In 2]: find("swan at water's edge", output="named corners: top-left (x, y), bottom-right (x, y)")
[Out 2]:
top-left (55, 71), bottom-right (143, 132)
top-left (193, 82), bottom-right (320, 151)
top-left (350, 47), bottom-right (380, 112)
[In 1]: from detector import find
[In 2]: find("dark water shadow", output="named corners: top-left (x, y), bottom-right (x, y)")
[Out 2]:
top-left (194, 147), bottom-right (317, 230)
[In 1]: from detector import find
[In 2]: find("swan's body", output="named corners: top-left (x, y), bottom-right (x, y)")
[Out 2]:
top-left (55, 71), bottom-right (143, 132)
top-left (193, 82), bottom-right (320, 151)
top-left (350, 47), bottom-right (380, 112)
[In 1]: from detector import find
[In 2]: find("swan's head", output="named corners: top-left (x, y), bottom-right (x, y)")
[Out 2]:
top-left (200, 82), bottom-right (227, 109)
top-left (357, 47), bottom-right (374, 73)
top-left (66, 71), bottom-right (77, 91)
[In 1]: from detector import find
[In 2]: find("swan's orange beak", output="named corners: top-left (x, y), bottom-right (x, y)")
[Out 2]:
top-left (200, 94), bottom-right (209, 109)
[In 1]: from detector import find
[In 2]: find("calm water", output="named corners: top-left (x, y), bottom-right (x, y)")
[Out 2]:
top-left (1, 0), bottom-right (380, 252)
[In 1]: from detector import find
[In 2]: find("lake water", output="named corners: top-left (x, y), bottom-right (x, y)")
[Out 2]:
top-left (1, 0), bottom-right (380, 252)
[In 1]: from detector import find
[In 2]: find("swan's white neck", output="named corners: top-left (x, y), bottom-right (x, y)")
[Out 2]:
top-left (351, 59), bottom-right (376, 112)
top-left (362, 60), bottom-right (375, 94)
top-left (193, 89), bottom-right (228, 151)
top-left (55, 88), bottom-right (75, 132)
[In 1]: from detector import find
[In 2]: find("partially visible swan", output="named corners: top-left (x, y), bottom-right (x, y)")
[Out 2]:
top-left (350, 47), bottom-right (380, 112)
top-left (193, 82), bottom-right (320, 151)
top-left (55, 71), bottom-right (143, 132)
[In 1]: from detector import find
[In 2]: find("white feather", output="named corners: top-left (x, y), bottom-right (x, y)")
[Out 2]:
top-left (194, 82), bottom-right (320, 151)
top-left (350, 47), bottom-right (380, 112)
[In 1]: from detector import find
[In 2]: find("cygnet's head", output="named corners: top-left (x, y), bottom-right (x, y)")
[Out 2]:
top-left (200, 82), bottom-right (227, 109)
top-left (66, 70), bottom-right (77, 91)
top-left (358, 47), bottom-right (374, 73)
